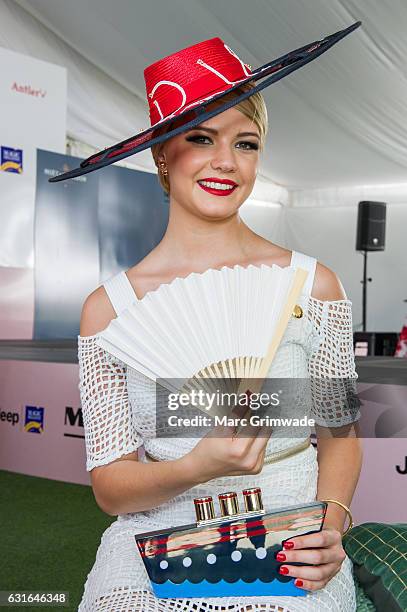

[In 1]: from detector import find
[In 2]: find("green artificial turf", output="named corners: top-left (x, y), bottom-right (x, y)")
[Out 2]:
top-left (0, 470), bottom-right (114, 611)
top-left (0, 470), bottom-right (384, 612)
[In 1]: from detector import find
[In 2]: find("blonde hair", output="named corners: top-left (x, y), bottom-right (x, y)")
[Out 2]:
top-left (151, 81), bottom-right (268, 195)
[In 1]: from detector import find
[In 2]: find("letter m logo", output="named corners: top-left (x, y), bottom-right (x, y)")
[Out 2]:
top-left (65, 406), bottom-right (83, 427)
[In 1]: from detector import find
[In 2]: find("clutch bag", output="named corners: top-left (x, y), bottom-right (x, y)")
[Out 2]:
top-left (135, 487), bottom-right (327, 598)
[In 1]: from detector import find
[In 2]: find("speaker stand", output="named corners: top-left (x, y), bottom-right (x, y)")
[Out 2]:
top-left (361, 250), bottom-right (372, 332)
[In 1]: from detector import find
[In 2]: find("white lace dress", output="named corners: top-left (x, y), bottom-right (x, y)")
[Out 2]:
top-left (77, 250), bottom-right (358, 612)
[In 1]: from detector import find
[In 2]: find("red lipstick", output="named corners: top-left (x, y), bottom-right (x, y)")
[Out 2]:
top-left (198, 178), bottom-right (238, 197)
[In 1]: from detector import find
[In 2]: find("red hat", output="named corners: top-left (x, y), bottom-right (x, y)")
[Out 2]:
top-left (49, 21), bottom-right (361, 183)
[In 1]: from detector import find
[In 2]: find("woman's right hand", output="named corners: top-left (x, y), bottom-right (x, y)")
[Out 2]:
top-left (183, 407), bottom-right (272, 482)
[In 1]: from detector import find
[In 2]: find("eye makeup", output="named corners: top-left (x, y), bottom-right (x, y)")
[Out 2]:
top-left (185, 134), bottom-right (259, 150)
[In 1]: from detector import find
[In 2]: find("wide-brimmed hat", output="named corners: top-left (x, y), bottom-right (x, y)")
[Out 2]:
top-left (49, 21), bottom-right (361, 183)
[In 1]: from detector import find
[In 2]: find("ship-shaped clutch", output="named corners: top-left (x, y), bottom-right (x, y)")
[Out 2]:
top-left (135, 488), bottom-right (327, 598)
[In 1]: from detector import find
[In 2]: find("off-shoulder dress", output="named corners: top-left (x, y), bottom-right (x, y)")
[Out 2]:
top-left (77, 250), bottom-right (358, 612)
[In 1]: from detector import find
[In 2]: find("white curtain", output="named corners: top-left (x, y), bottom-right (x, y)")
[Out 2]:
top-left (282, 203), bottom-right (406, 333)
top-left (0, 0), bottom-right (285, 203)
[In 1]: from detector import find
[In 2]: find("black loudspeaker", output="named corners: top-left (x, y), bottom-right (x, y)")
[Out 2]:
top-left (356, 201), bottom-right (386, 251)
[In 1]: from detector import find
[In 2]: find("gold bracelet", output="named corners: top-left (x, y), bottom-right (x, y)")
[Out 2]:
top-left (321, 499), bottom-right (354, 537)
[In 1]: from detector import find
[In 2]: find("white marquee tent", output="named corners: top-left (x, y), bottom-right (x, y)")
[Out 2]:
top-left (0, 0), bottom-right (406, 331)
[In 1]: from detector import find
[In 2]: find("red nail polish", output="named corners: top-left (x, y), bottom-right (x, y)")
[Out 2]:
top-left (279, 566), bottom-right (289, 575)
top-left (295, 579), bottom-right (304, 587)
top-left (276, 552), bottom-right (286, 561)
top-left (283, 541), bottom-right (294, 549)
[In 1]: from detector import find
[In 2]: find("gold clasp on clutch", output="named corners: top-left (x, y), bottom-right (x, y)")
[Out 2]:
top-left (194, 488), bottom-right (265, 526)
top-left (292, 304), bottom-right (303, 318)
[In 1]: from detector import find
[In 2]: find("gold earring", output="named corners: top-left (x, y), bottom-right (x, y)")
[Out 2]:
top-left (158, 161), bottom-right (168, 176)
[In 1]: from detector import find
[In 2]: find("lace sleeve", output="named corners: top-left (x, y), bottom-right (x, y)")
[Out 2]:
top-left (78, 335), bottom-right (144, 471)
top-left (307, 298), bottom-right (361, 428)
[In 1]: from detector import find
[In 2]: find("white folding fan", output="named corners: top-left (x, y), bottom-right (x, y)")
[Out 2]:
top-left (95, 264), bottom-right (308, 409)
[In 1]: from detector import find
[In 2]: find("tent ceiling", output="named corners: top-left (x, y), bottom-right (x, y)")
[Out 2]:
top-left (14, 0), bottom-right (407, 189)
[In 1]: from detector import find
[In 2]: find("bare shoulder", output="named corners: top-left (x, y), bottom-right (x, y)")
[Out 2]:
top-left (312, 261), bottom-right (347, 301)
top-left (79, 285), bottom-right (116, 337)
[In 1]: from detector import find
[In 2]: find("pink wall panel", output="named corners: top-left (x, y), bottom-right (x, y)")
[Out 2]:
top-left (1, 358), bottom-right (406, 524)
top-left (0, 359), bottom-right (89, 485)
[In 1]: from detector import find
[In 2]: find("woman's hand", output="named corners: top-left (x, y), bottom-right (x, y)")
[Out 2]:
top-left (276, 527), bottom-right (347, 591)
top-left (183, 406), bottom-right (272, 482)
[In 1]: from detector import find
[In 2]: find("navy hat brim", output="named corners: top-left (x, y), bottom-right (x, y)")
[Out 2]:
top-left (49, 21), bottom-right (361, 183)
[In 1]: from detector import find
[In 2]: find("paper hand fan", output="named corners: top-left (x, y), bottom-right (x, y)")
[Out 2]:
top-left (95, 264), bottom-right (308, 405)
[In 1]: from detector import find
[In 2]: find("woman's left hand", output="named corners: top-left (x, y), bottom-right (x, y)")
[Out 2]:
top-left (276, 527), bottom-right (347, 591)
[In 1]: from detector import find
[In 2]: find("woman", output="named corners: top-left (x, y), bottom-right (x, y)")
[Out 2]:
top-left (76, 30), bottom-right (362, 612)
